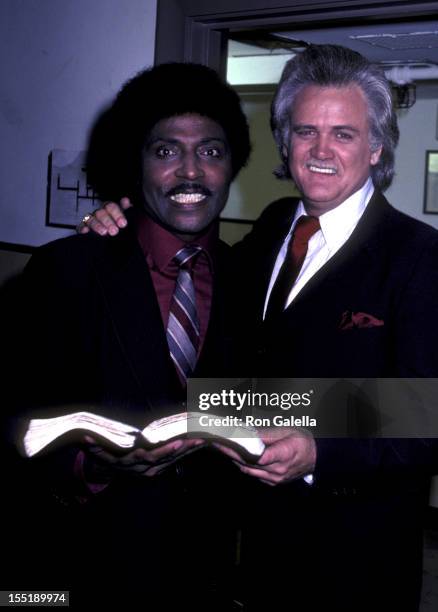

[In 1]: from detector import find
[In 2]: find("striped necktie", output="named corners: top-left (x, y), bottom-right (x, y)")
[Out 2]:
top-left (167, 245), bottom-right (202, 384)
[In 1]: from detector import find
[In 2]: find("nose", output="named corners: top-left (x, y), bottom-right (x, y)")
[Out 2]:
top-left (175, 152), bottom-right (204, 180)
top-left (310, 134), bottom-right (333, 160)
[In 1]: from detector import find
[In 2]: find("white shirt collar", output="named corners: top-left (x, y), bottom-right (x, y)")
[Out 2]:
top-left (293, 178), bottom-right (374, 254)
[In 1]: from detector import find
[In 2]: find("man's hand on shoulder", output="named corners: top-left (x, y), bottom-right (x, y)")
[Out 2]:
top-left (77, 197), bottom-right (132, 236)
top-left (214, 428), bottom-right (316, 486)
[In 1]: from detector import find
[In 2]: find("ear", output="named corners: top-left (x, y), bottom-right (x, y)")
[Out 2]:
top-left (281, 144), bottom-right (288, 159)
top-left (370, 145), bottom-right (383, 166)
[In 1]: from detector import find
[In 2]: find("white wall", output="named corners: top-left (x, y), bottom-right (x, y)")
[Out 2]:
top-left (221, 89), bottom-right (299, 245)
top-left (0, 0), bottom-right (157, 247)
top-left (225, 90), bottom-right (298, 224)
top-left (387, 87), bottom-right (438, 230)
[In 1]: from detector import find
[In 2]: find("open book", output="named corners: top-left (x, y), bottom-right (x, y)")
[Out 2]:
top-left (23, 411), bottom-right (265, 459)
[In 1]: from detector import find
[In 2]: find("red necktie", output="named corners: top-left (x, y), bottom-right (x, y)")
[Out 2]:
top-left (265, 215), bottom-right (320, 321)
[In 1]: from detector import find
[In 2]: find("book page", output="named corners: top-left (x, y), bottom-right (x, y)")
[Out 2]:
top-left (23, 411), bottom-right (140, 457)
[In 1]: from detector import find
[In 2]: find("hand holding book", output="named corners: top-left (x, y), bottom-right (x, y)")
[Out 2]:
top-left (23, 410), bottom-right (265, 460)
top-left (83, 434), bottom-right (205, 477)
top-left (213, 426), bottom-right (316, 486)
top-left (22, 410), bottom-right (266, 494)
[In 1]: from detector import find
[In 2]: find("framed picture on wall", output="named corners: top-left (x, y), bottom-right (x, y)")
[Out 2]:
top-left (424, 151), bottom-right (438, 214)
top-left (46, 150), bottom-right (103, 229)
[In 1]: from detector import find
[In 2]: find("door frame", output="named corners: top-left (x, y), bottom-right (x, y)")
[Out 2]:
top-left (155, 0), bottom-right (438, 73)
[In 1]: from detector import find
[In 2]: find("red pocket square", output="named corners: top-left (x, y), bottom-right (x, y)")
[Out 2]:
top-left (339, 310), bottom-right (384, 330)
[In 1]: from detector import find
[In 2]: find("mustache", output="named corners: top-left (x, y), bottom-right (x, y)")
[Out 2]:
top-left (165, 183), bottom-right (212, 198)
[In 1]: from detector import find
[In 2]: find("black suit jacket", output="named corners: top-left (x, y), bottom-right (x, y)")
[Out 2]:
top-left (16, 213), bottom-right (231, 421)
top-left (4, 212), bottom-right (237, 606)
top-left (231, 190), bottom-right (438, 611)
top-left (232, 191), bottom-right (438, 473)
top-left (233, 189), bottom-right (438, 378)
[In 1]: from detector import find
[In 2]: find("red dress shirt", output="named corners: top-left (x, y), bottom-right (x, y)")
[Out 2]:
top-left (135, 213), bottom-right (217, 355)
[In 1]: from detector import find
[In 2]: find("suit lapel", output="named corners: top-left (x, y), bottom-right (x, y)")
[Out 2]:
top-left (282, 190), bottom-right (388, 312)
top-left (195, 239), bottom-right (231, 376)
top-left (254, 200), bottom-right (299, 322)
top-left (91, 219), bottom-right (177, 404)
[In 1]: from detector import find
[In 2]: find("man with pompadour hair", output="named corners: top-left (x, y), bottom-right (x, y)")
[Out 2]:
top-left (231, 43), bottom-right (438, 611)
top-left (270, 43), bottom-right (399, 190)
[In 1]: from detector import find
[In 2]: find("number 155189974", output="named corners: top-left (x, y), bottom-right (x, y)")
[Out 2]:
top-left (0, 591), bottom-right (69, 606)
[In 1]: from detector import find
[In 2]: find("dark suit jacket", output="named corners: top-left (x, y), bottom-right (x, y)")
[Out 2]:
top-left (233, 190), bottom-right (438, 378)
top-left (15, 212), bottom-right (232, 422)
top-left (231, 190), bottom-right (438, 611)
top-left (4, 212), bottom-right (237, 607)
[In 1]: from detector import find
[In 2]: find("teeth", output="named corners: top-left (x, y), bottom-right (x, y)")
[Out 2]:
top-left (170, 193), bottom-right (206, 204)
top-left (308, 165), bottom-right (337, 175)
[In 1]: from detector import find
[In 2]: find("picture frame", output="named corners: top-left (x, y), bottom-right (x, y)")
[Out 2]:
top-left (424, 150), bottom-right (438, 214)
top-left (46, 150), bottom-right (102, 229)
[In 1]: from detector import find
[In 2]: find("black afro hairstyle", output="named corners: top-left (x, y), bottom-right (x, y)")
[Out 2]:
top-left (86, 62), bottom-right (251, 203)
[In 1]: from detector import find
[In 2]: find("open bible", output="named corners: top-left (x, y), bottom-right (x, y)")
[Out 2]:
top-left (22, 410), bottom-right (265, 459)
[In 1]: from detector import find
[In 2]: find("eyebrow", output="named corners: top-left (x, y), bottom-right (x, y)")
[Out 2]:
top-left (292, 123), bottom-right (360, 134)
top-left (146, 136), bottom-right (228, 146)
top-left (332, 125), bottom-right (360, 133)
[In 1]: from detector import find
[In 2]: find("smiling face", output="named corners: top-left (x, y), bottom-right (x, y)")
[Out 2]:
top-left (286, 84), bottom-right (382, 216)
top-left (141, 114), bottom-right (233, 240)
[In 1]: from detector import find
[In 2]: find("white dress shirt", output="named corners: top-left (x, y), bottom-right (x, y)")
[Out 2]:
top-left (262, 178), bottom-right (375, 486)
top-left (263, 178), bottom-right (375, 319)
